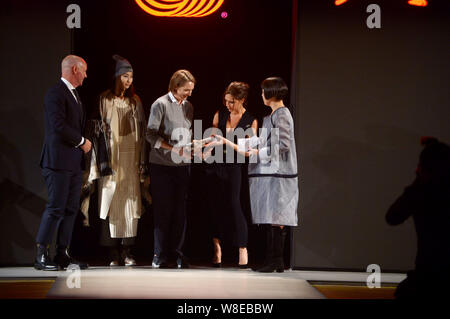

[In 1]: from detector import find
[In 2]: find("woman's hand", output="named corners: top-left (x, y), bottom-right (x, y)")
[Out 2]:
top-left (247, 148), bottom-right (259, 157)
top-left (192, 139), bottom-right (204, 155)
top-left (205, 135), bottom-right (226, 148)
top-left (199, 147), bottom-right (213, 161)
top-left (172, 146), bottom-right (193, 160)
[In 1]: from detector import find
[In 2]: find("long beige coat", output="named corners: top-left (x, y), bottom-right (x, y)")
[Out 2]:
top-left (81, 91), bottom-right (148, 235)
top-left (97, 91), bottom-right (147, 224)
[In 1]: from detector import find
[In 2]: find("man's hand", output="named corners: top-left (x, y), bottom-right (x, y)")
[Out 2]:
top-left (81, 138), bottom-right (92, 154)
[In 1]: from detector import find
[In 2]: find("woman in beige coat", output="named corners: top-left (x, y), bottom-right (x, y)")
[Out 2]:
top-left (96, 55), bottom-right (147, 266)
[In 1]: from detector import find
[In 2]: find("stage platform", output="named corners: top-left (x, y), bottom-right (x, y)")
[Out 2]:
top-left (0, 266), bottom-right (406, 299)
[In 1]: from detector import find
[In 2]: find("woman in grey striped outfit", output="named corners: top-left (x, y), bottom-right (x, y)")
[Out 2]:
top-left (209, 77), bottom-right (298, 273)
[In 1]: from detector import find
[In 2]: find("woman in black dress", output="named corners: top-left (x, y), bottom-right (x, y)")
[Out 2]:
top-left (206, 81), bottom-right (257, 268)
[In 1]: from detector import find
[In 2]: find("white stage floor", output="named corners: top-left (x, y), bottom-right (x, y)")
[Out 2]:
top-left (0, 266), bottom-right (407, 283)
top-left (0, 266), bottom-right (406, 299)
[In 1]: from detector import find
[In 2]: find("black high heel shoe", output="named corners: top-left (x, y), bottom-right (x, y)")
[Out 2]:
top-left (238, 264), bottom-right (249, 269)
top-left (212, 262), bottom-right (222, 268)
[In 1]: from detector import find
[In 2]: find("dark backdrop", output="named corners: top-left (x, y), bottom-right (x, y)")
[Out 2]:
top-left (0, 1), bottom-right (72, 266)
top-left (293, 0), bottom-right (450, 271)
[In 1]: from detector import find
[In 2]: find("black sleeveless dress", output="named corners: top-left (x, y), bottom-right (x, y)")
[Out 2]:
top-left (217, 109), bottom-right (256, 165)
top-left (207, 108), bottom-right (255, 248)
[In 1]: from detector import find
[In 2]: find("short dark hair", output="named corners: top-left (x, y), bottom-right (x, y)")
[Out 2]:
top-left (261, 77), bottom-right (288, 101)
top-left (223, 81), bottom-right (250, 107)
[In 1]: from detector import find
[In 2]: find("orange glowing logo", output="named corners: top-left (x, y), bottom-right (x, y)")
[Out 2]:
top-left (334, 0), bottom-right (349, 5)
top-left (135, 0), bottom-right (225, 17)
top-left (408, 0), bottom-right (427, 6)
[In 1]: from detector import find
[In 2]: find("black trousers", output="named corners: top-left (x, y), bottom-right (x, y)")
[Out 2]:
top-left (207, 164), bottom-right (248, 248)
top-left (36, 168), bottom-right (83, 247)
top-left (99, 217), bottom-right (136, 247)
top-left (150, 164), bottom-right (190, 261)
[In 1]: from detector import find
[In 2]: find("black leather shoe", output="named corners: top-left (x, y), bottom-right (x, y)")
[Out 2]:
top-left (54, 248), bottom-right (88, 270)
top-left (255, 259), bottom-right (284, 273)
top-left (152, 256), bottom-right (169, 269)
top-left (34, 244), bottom-right (58, 271)
top-left (177, 256), bottom-right (190, 269)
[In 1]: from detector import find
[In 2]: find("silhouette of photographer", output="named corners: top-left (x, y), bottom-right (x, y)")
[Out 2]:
top-left (386, 137), bottom-right (450, 299)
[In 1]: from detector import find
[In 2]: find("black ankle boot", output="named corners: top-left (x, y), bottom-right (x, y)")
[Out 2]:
top-left (257, 226), bottom-right (287, 273)
top-left (34, 244), bottom-right (58, 271)
top-left (252, 225), bottom-right (273, 271)
top-left (54, 246), bottom-right (88, 270)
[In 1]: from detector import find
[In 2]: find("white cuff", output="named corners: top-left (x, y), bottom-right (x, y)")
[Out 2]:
top-left (258, 147), bottom-right (271, 162)
top-left (237, 135), bottom-right (260, 152)
top-left (237, 138), bottom-right (247, 153)
top-left (154, 137), bottom-right (163, 149)
top-left (76, 137), bottom-right (85, 148)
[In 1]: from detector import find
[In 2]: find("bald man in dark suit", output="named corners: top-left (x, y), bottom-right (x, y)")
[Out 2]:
top-left (35, 55), bottom-right (91, 270)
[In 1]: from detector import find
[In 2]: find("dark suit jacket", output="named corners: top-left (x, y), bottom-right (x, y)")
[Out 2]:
top-left (40, 79), bottom-right (86, 171)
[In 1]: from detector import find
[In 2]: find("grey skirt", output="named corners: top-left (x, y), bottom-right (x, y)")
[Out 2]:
top-left (249, 176), bottom-right (298, 226)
